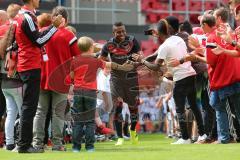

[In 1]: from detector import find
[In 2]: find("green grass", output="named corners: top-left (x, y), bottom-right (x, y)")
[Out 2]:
top-left (1, 134), bottom-right (240, 160)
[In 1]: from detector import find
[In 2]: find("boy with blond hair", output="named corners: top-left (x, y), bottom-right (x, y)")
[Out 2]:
top-left (71, 36), bottom-right (133, 152)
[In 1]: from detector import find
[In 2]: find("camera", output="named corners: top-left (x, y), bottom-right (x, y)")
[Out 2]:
top-left (144, 29), bottom-right (153, 35)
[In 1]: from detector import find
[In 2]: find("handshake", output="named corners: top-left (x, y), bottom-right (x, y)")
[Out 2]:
top-left (111, 60), bottom-right (135, 72)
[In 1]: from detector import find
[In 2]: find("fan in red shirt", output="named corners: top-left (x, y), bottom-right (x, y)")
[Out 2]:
top-left (0, 4), bottom-right (23, 151)
top-left (215, 4), bottom-right (240, 56)
top-left (204, 10), bottom-right (240, 90)
top-left (32, 6), bottom-right (81, 152)
top-left (202, 13), bottom-right (240, 144)
top-left (0, 9), bottom-right (8, 149)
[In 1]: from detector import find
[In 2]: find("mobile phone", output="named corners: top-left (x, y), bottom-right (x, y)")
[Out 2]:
top-left (144, 29), bottom-right (153, 35)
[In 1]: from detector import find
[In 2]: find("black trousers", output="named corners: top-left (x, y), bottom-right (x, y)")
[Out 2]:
top-left (201, 86), bottom-right (217, 140)
top-left (173, 75), bottom-right (205, 140)
top-left (18, 69), bottom-right (41, 150)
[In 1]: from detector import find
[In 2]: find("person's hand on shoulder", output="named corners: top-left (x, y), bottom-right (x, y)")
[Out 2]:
top-left (52, 15), bottom-right (63, 28)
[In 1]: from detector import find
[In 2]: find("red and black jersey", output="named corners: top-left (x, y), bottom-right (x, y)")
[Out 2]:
top-left (101, 35), bottom-right (140, 79)
top-left (15, 6), bottom-right (57, 72)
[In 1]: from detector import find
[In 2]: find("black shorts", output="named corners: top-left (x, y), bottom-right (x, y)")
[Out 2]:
top-left (110, 76), bottom-right (139, 106)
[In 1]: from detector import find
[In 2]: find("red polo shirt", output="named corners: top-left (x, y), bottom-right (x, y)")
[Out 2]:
top-left (206, 29), bottom-right (240, 90)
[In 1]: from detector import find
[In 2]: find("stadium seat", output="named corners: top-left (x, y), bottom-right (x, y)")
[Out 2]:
top-left (141, 39), bottom-right (158, 56)
top-left (141, 0), bottom-right (222, 25)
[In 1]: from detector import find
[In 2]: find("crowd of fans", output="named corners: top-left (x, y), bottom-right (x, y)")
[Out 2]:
top-left (0, 0), bottom-right (240, 154)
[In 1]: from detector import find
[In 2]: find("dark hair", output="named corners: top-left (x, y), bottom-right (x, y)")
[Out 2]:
top-left (179, 20), bottom-right (193, 35)
top-left (214, 7), bottom-right (229, 22)
top-left (201, 14), bottom-right (216, 27)
top-left (52, 6), bottom-right (68, 21)
top-left (204, 10), bottom-right (214, 15)
top-left (22, 0), bottom-right (30, 3)
top-left (114, 21), bottom-right (124, 27)
top-left (112, 21), bottom-right (125, 31)
top-left (165, 16), bottom-right (179, 34)
top-left (157, 19), bottom-right (169, 36)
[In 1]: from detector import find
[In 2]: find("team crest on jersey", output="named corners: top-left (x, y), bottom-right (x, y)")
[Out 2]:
top-left (106, 38), bottom-right (134, 55)
top-left (221, 39), bottom-right (227, 46)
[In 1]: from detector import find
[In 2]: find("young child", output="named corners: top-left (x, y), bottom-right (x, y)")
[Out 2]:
top-left (71, 36), bottom-right (133, 152)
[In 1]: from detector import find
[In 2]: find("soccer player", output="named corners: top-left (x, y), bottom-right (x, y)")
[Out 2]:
top-left (99, 22), bottom-right (142, 145)
top-left (32, 6), bottom-right (81, 152)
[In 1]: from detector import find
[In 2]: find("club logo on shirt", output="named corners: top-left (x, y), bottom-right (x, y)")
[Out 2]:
top-left (106, 40), bottom-right (133, 55)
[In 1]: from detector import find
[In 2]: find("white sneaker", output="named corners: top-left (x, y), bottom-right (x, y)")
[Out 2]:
top-left (123, 135), bottom-right (130, 140)
top-left (115, 138), bottom-right (124, 146)
top-left (197, 134), bottom-right (207, 141)
top-left (195, 134), bottom-right (207, 144)
top-left (11, 146), bottom-right (19, 152)
top-left (171, 138), bottom-right (191, 144)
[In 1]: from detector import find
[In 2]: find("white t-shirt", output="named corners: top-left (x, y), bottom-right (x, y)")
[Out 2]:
top-left (96, 69), bottom-right (111, 108)
top-left (157, 36), bottom-right (196, 81)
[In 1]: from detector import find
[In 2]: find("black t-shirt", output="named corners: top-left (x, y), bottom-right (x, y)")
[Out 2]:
top-left (101, 35), bottom-right (140, 79)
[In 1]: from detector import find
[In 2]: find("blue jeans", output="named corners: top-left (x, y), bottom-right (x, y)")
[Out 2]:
top-left (210, 82), bottom-right (240, 143)
top-left (210, 91), bottom-right (230, 143)
top-left (2, 87), bottom-right (22, 145)
top-left (218, 82), bottom-right (240, 129)
top-left (71, 88), bottom-right (96, 150)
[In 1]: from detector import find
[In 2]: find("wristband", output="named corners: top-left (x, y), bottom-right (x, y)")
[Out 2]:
top-left (141, 59), bottom-right (146, 64)
top-left (179, 58), bottom-right (185, 64)
top-left (232, 40), bottom-right (237, 47)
